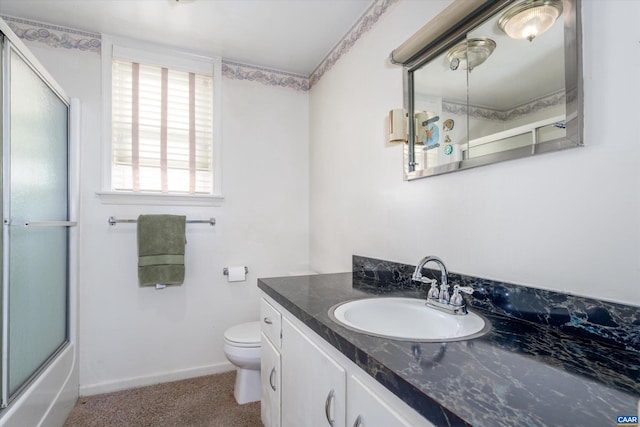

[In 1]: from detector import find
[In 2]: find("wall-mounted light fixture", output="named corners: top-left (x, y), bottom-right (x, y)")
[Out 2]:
top-left (446, 37), bottom-right (496, 72)
top-left (497, 0), bottom-right (563, 42)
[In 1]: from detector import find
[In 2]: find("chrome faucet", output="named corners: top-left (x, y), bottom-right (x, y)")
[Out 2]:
top-left (412, 256), bottom-right (449, 301)
top-left (412, 256), bottom-right (473, 315)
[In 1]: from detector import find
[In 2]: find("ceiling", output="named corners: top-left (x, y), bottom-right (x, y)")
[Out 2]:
top-left (0, 0), bottom-right (374, 76)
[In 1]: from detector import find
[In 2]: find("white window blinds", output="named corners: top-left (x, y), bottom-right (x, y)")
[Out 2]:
top-left (111, 57), bottom-right (214, 194)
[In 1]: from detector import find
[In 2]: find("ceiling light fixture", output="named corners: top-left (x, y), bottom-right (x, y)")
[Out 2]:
top-left (497, 0), bottom-right (563, 42)
top-left (446, 37), bottom-right (496, 72)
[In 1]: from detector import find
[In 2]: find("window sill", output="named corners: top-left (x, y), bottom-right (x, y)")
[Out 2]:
top-left (96, 191), bottom-right (224, 207)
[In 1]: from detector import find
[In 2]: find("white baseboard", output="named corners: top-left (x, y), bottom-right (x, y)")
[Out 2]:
top-left (79, 361), bottom-right (235, 397)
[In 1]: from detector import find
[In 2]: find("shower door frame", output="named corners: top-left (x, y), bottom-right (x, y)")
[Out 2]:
top-left (0, 17), bottom-right (79, 424)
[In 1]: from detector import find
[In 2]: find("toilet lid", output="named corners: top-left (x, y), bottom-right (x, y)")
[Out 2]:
top-left (224, 321), bottom-right (261, 347)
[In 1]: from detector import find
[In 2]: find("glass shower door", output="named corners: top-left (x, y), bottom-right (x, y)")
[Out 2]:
top-left (2, 41), bottom-right (71, 402)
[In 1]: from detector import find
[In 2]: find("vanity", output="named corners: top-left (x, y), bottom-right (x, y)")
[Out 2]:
top-left (258, 256), bottom-right (639, 427)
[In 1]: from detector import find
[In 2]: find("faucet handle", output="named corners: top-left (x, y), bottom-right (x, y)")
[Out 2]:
top-left (453, 285), bottom-right (474, 294)
top-left (414, 274), bottom-right (435, 285)
top-left (412, 271), bottom-right (424, 282)
top-left (427, 280), bottom-right (439, 299)
top-left (451, 285), bottom-right (473, 307)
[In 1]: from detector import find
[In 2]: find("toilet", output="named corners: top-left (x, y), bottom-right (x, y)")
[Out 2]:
top-left (223, 321), bottom-right (262, 404)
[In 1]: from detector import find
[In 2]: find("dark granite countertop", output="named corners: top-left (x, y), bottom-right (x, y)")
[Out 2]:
top-left (258, 272), bottom-right (640, 427)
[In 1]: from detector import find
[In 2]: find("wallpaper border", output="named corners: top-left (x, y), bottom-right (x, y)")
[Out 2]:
top-left (442, 91), bottom-right (566, 121)
top-left (1, 15), bottom-right (102, 54)
top-left (309, 0), bottom-right (397, 88)
top-left (221, 60), bottom-right (309, 92)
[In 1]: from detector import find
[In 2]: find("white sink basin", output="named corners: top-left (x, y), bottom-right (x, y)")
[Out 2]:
top-left (329, 297), bottom-right (490, 342)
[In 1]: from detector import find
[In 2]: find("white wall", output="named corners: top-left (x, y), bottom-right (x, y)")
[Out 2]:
top-left (309, 0), bottom-right (640, 307)
top-left (25, 43), bottom-right (309, 395)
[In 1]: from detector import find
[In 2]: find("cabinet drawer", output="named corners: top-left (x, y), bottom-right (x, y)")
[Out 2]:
top-left (260, 298), bottom-right (282, 348)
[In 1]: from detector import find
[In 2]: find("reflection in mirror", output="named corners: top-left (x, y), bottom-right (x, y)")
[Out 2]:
top-left (467, 5), bottom-right (565, 156)
top-left (398, 0), bottom-right (582, 180)
top-left (411, 45), bottom-right (468, 172)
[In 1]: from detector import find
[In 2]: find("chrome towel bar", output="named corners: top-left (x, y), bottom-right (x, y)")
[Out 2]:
top-left (108, 216), bottom-right (215, 226)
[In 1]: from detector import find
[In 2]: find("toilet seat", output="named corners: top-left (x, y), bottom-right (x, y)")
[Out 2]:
top-left (224, 321), bottom-right (261, 348)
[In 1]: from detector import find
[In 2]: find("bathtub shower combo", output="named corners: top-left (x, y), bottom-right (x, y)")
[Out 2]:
top-left (0, 19), bottom-right (79, 426)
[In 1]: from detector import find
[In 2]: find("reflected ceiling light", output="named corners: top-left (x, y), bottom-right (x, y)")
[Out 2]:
top-left (446, 38), bottom-right (496, 72)
top-left (497, 0), bottom-right (563, 42)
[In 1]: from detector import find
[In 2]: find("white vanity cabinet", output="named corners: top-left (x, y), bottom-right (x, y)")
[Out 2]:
top-left (260, 295), bottom-right (435, 427)
top-left (261, 298), bottom-right (282, 427)
top-left (281, 317), bottom-right (346, 427)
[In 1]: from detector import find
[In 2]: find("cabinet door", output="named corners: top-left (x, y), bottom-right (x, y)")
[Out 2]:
top-left (282, 318), bottom-right (346, 427)
top-left (347, 375), bottom-right (415, 427)
top-left (261, 332), bottom-right (281, 427)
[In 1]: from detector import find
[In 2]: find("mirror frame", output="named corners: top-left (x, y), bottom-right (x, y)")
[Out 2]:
top-left (403, 0), bottom-right (582, 180)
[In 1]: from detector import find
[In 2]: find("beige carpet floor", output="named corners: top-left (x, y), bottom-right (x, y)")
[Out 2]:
top-left (64, 370), bottom-right (262, 427)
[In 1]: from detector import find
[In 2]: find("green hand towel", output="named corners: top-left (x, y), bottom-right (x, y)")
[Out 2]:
top-left (137, 214), bottom-right (186, 286)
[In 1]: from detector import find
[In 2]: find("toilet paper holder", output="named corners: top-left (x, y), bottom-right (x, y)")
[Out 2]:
top-left (223, 267), bottom-right (249, 275)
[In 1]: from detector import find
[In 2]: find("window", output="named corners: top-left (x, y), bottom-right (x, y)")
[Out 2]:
top-left (101, 38), bottom-right (222, 205)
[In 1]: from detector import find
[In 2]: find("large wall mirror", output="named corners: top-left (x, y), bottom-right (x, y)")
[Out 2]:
top-left (392, 0), bottom-right (582, 180)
